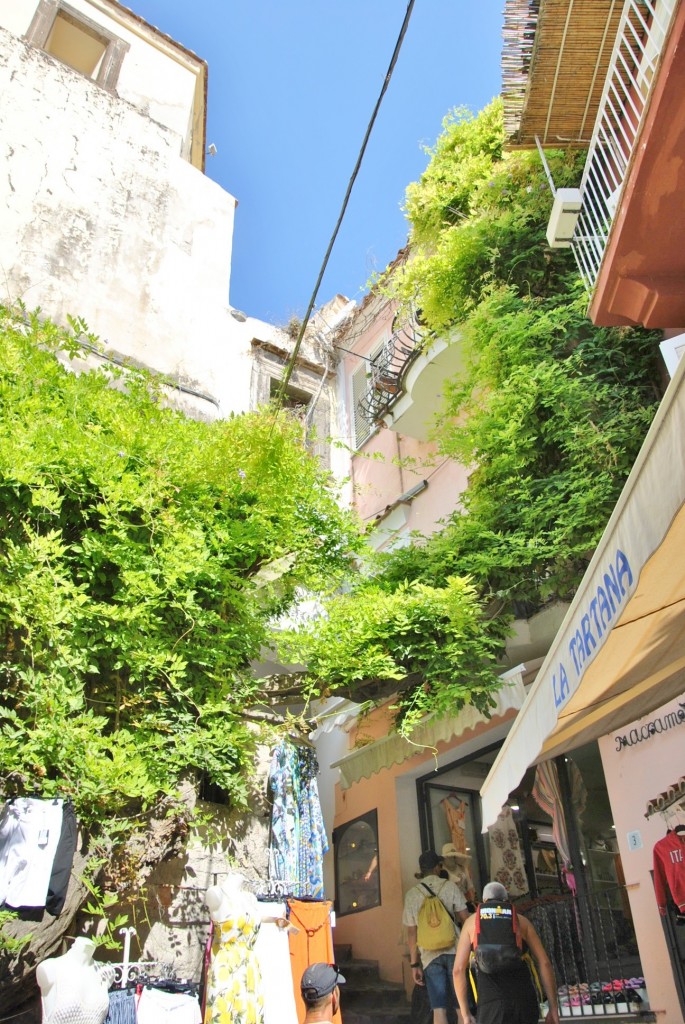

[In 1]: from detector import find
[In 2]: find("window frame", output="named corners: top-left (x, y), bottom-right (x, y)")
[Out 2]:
top-left (25, 0), bottom-right (129, 93)
top-left (350, 338), bottom-right (387, 450)
top-left (332, 808), bottom-right (381, 917)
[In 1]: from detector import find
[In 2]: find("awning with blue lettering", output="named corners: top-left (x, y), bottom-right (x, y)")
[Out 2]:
top-left (481, 354), bottom-right (685, 830)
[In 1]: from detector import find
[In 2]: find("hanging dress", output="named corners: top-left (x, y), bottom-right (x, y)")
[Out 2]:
top-left (254, 901), bottom-right (298, 1024)
top-left (487, 806), bottom-right (529, 897)
top-left (204, 898), bottom-right (264, 1024)
top-left (287, 899), bottom-right (341, 1024)
top-left (268, 741), bottom-right (329, 897)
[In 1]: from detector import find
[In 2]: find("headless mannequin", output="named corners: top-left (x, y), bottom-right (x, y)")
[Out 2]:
top-left (37, 937), bottom-right (110, 1024)
top-left (204, 873), bottom-right (265, 1024)
top-left (205, 871), bottom-right (256, 921)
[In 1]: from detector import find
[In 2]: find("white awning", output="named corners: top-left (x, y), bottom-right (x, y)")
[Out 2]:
top-left (481, 355), bottom-right (685, 829)
top-left (331, 668), bottom-right (526, 790)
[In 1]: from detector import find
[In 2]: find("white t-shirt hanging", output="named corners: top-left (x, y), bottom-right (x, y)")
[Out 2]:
top-left (0, 797), bottom-right (64, 908)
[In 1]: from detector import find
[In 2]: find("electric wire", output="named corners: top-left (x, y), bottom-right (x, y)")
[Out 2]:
top-left (273, 0), bottom-right (417, 415)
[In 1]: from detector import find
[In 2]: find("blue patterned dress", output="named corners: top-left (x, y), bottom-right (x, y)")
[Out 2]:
top-left (268, 741), bottom-right (328, 896)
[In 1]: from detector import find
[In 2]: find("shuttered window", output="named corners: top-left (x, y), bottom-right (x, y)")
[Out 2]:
top-left (351, 361), bottom-right (371, 449)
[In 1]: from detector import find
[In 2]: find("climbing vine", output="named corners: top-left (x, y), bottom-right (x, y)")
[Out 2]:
top-left (285, 100), bottom-right (662, 720)
top-left (0, 306), bottom-right (361, 830)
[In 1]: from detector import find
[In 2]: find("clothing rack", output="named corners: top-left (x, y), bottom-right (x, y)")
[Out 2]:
top-left (112, 960), bottom-right (176, 988)
top-left (249, 878), bottom-right (306, 900)
top-left (644, 777), bottom-right (685, 818)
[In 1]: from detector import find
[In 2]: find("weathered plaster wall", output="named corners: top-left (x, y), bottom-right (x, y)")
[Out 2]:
top-left (1, 0), bottom-right (201, 150)
top-left (0, 27), bottom-right (248, 414)
top-left (599, 694), bottom-right (685, 1021)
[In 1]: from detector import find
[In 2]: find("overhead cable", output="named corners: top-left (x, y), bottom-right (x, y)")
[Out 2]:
top-left (273, 0), bottom-right (417, 413)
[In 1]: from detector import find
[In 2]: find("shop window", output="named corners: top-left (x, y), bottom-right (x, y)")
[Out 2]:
top-left (26, 1), bottom-right (129, 92)
top-left (333, 809), bottom-right (380, 916)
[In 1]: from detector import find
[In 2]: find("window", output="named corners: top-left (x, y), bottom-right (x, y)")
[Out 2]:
top-left (350, 341), bottom-right (386, 449)
top-left (26, 1), bottom-right (129, 91)
top-left (269, 378), bottom-right (311, 412)
top-left (351, 362), bottom-right (372, 448)
top-left (333, 809), bottom-right (381, 916)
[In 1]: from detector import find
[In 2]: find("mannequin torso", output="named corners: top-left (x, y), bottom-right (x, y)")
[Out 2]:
top-left (204, 874), bottom-right (265, 1024)
top-left (37, 937), bottom-right (111, 1024)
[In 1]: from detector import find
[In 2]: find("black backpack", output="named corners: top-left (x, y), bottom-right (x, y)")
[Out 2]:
top-left (472, 899), bottom-right (524, 974)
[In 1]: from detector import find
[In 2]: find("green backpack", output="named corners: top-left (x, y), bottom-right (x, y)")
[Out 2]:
top-left (417, 882), bottom-right (457, 950)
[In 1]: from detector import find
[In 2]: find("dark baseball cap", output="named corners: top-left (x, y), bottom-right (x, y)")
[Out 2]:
top-left (301, 963), bottom-right (346, 1001)
top-left (419, 850), bottom-right (442, 872)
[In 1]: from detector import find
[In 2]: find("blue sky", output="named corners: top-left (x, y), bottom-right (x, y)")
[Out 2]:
top-left (131, 2), bottom-right (503, 325)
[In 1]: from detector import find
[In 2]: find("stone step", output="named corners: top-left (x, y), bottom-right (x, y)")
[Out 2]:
top-left (336, 957), bottom-right (384, 984)
top-left (335, 943), bottom-right (353, 962)
top-left (343, 1009), bottom-right (412, 1024)
top-left (343, 983), bottom-right (409, 1010)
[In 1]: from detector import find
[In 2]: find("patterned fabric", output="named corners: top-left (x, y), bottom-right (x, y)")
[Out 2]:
top-left (531, 761), bottom-right (587, 868)
top-left (487, 806), bottom-right (529, 897)
top-left (204, 903), bottom-right (264, 1024)
top-left (268, 741), bottom-right (328, 896)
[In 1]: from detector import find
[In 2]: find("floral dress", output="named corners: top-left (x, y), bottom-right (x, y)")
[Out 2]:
top-left (204, 902), bottom-right (264, 1024)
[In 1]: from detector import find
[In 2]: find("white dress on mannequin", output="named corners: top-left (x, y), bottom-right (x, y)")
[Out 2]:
top-left (37, 937), bottom-right (112, 1024)
top-left (254, 901), bottom-right (298, 1024)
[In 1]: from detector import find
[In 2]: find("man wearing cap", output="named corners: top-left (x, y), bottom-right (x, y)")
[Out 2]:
top-left (403, 850), bottom-right (468, 1024)
top-left (301, 963), bottom-right (346, 1024)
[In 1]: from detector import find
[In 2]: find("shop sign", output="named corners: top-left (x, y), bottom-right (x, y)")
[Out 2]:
top-left (614, 699), bottom-right (685, 752)
top-left (552, 548), bottom-right (633, 710)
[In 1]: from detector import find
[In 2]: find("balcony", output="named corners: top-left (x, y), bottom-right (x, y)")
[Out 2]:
top-left (357, 314), bottom-right (425, 426)
top-left (570, 0), bottom-right (685, 326)
top-left (357, 315), bottom-right (465, 442)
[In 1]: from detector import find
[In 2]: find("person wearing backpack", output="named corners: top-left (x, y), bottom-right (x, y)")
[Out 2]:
top-left (403, 850), bottom-right (469, 1024)
top-left (452, 882), bottom-right (560, 1024)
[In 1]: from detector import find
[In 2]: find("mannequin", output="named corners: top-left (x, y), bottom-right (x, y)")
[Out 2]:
top-left (37, 937), bottom-right (112, 1024)
top-left (204, 873), bottom-right (264, 1024)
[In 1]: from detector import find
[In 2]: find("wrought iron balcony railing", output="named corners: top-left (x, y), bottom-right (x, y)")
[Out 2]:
top-left (572, 0), bottom-right (677, 291)
top-left (357, 314), bottom-right (429, 426)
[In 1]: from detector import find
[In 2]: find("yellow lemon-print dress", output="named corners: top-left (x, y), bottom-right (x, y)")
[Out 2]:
top-left (205, 909), bottom-right (264, 1024)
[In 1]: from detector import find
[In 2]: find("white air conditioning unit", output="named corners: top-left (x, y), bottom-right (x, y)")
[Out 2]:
top-left (546, 188), bottom-right (582, 248)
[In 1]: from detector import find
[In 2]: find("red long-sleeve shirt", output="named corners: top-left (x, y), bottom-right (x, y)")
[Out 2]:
top-left (653, 831), bottom-right (685, 915)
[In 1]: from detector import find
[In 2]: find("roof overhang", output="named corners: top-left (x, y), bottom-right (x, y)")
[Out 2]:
top-left (502, 0), bottom-right (623, 148)
top-left (481, 353), bottom-right (685, 827)
top-left (331, 668), bottom-right (526, 790)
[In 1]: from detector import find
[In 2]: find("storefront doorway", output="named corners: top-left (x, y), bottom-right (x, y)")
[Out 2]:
top-left (416, 740), bottom-right (646, 1015)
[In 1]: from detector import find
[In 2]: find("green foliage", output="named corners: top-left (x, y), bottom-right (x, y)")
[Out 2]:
top-left (394, 103), bottom-right (585, 329)
top-left (298, 102), bottom-right (662, 725)
top-left (371, 103), bottom-right (662, 609)
top-left (279, 577), bottom-right (507, 733)
top-left (0, 306), bottom-right (361, 830)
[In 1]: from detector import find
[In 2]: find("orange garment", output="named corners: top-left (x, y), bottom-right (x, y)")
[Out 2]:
top-left (440, 796), bottom-right (468, 855)
top-left (287, 899), bottom-right (342, 1024)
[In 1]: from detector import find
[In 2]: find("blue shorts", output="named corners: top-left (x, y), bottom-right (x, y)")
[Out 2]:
top-left (423, 953), bottom-right (457, 1011)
